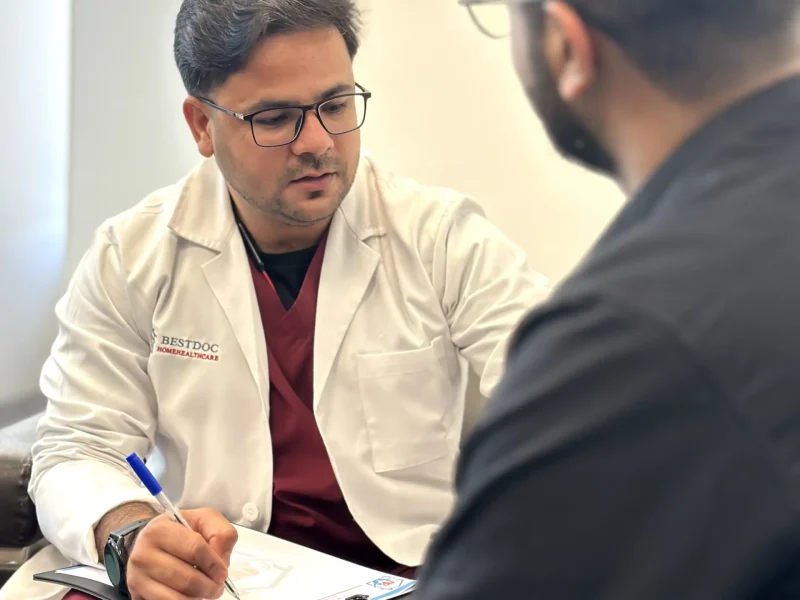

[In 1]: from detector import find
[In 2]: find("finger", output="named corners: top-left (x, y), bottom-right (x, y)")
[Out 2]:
top-left (147, 519), bottom-right (229, 583)
top-left (182, 509), bottom-right (238, 566)
top-left (129, 573), bottom-right (204, 600)
top-left (129, 546), bottom-right (224, 599)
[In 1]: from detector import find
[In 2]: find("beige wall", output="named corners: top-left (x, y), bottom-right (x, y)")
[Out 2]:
top-left (66, 0), bottom-right (196, 276)
top-left (0, 0), bottom-right (71, 408)
top-left (355, 0), bottom-right (623, 281)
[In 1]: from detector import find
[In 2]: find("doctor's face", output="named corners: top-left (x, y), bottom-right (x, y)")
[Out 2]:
top-left (199, 28), bottom-right (362, 227)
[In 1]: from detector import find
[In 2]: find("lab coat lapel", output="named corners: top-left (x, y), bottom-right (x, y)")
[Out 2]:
top-left (169, 158), bottom-right (268, 400)
top-left (314, 212), bottom-right (379, 409)
top-left (202, 236), bottom-right (268, 399)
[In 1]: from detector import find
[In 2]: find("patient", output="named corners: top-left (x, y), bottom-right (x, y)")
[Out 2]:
top-left (415, 1), bottom-right (800, 598)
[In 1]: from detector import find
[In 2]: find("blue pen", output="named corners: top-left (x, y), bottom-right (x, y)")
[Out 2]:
top-left (126, 453), bottom-right (241, 600)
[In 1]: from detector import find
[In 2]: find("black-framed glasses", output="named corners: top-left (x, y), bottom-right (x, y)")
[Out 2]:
top-left (459, 0), bottom-right (622, 42)
top-left (459, 0), bottom-right (539, 40)
top-left (197, 83), bottom-right (372, 148)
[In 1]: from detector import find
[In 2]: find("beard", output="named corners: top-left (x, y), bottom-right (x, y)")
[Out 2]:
top-left (527, 29), bottom-right (617, 176)
top-left (220, 148), bottom-right (356, 226)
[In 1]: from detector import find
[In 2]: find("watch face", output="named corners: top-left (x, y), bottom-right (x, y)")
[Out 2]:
top-left (104, 517), bottom-right (151, 596)
top-left (104, 542), bottom-right (123, 587)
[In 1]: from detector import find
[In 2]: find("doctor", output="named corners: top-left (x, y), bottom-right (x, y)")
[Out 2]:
top-left (5, 1), bottom-right (549, 599)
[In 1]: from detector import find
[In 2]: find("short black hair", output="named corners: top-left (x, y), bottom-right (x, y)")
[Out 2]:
top-left (561, 0), bottom-right (798, 98)
top-left (174, 0), bottom-right (362, 97)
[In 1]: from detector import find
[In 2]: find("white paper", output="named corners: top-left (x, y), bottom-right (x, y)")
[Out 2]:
top-left (55, 526), bottom-right (414, 600)
top-left (227, 551), bottom-right (293, 596)
top-left (229, 526), bottom-right (414, 599)
top-left (317, 575), bottom-right (416, 600)
top-left (55, 565), bottom-right (112, 586)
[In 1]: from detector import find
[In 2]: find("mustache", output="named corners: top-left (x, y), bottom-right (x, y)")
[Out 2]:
top-left (284, 155), bottom-right (340, 181)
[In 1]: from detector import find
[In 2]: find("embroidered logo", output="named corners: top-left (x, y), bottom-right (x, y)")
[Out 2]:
top-left (154, 334), bottom-right (220, 362)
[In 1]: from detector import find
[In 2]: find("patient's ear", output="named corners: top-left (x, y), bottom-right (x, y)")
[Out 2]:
top-left (543, 1), bottom-right (598, 102)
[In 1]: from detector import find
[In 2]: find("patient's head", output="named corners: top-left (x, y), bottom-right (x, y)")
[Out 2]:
top-left (506, 0), bottom-right (800, 178)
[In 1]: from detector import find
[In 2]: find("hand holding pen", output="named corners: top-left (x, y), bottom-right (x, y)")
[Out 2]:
top-left (125, 453), bottom-right (241, 599)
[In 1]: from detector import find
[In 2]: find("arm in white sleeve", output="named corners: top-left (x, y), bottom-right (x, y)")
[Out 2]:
top-left (29, 227), bottom-right (160, 565)
top-left (432, 198), bottom-right (551, 397)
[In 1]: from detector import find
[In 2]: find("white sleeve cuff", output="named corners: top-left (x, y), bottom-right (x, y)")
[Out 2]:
top-left (32, 460), bottom-right (161, 566)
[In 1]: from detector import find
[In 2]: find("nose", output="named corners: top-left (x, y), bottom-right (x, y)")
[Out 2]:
top-left (291, 109), bottom-right (334, 156)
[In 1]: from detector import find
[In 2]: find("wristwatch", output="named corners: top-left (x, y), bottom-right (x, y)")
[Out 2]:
top-left (103, 518), bottom-right (152, 597)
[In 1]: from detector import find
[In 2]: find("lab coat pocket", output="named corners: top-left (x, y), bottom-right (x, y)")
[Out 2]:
top-left (356, 336), bottom-right (452, 473)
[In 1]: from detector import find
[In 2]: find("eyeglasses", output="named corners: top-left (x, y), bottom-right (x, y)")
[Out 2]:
top-left (460, 0), bottom-right (622, 43)
top-left (197, 83), bottom-right (372, 148)
top-left (458, 0), bottom-right (540, 40)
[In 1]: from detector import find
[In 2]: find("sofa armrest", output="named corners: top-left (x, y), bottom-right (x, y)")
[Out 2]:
top-left (0, 413), bottom-right (43, 548)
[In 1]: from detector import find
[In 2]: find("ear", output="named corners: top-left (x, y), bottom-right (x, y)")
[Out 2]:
top-left (542, 1), bottom-right (597, 102)
top-left (183, 97), bottom-right (215, 158)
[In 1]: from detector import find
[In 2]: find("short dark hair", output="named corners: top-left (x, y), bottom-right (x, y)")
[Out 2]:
top-left (560, 0), bottom-right (798, 98)
top-left (174, 0), bottom-right (362, 97)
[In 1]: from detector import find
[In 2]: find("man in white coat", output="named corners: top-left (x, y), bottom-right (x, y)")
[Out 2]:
top-left (2, 1), bottom-right (548, 599)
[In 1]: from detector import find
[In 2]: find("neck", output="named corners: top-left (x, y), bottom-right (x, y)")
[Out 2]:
top-left (605, 63), bottom-right (800, 196)
top-left (231, 194), bottom-right (330, 254)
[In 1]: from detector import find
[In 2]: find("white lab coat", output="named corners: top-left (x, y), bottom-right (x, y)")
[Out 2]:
top-left (3, 153), bottom-right (549, 599)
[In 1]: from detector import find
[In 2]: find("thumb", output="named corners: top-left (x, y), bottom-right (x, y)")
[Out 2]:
top-left (182, 508), bottom-right (239, 566)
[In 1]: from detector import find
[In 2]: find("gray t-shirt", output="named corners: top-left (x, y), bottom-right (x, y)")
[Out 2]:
top-left (415, 76), bottom-right (800, 599)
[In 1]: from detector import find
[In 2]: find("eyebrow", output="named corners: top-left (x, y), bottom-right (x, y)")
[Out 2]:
top-left (243, 83), bottom-right (354, 113)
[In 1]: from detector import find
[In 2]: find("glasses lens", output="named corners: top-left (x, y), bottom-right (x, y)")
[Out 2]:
top-left (319, 94), bottom-right (367, 135)
top-left (251, 107), bottom-right (305, 146)
top-left (469, 4), bottom-right (510, 39)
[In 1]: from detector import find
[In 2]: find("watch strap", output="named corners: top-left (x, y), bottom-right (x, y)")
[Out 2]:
top-left (110, 517), bottom-right (153, 540)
